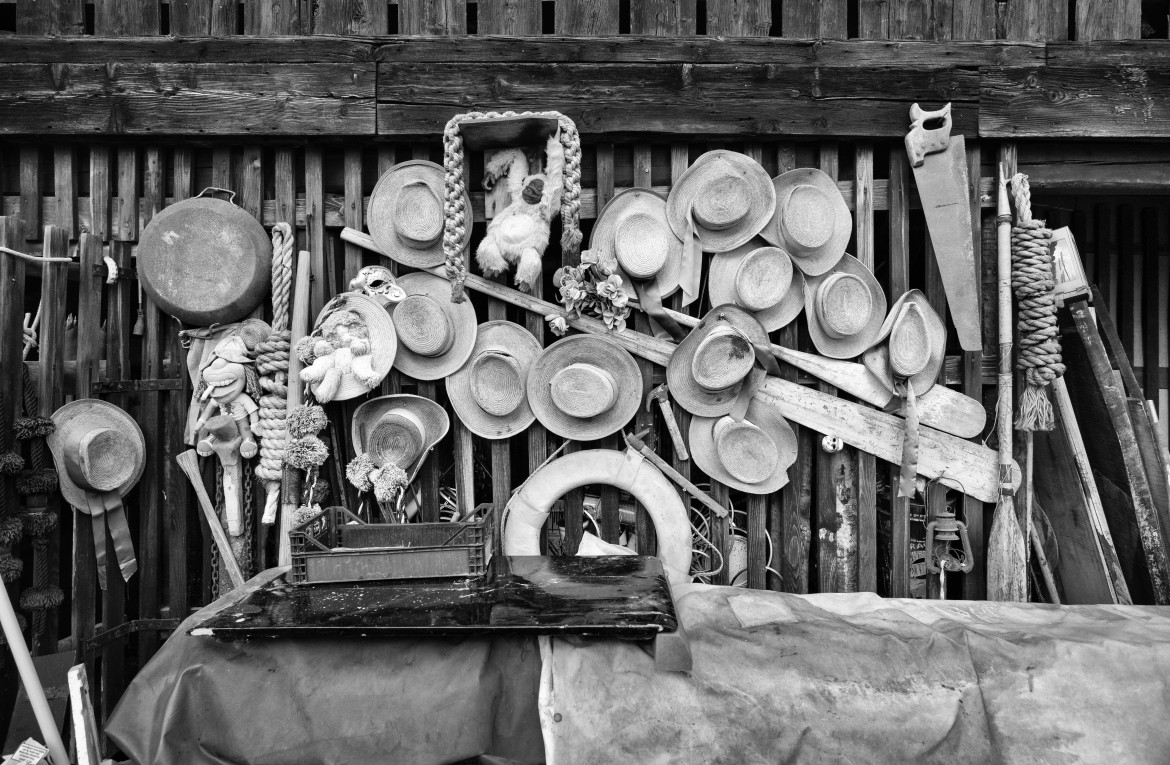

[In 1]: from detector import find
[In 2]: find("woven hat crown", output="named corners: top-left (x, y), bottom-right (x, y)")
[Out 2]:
top-left (471, 350), bottom-right (525, 416)
top-left (549, 363), bottom-right (617, 418)
top-left (395, 294), bottom-right (454, 357)
top-left (713, 417), bottom-right (778, 485)
top-left (367, 409), bottom-right (426, 468)
top-left (735, 247), bottom-right (792, 311)
top-left (691, 325), bottom-right (755, 391)
top-left (74, 428), bottom-right (136, 492)
top-left (816, 273), bottom-right (872, 338)
top-left (614, 211), bottom-right (669, 280)
top-left (394, 180), bottom-right (443, 248)
top-left (782, 184), bottom-right (835, 253)
top-left (693, 174), bottom-right (751, 231)
top-left (888, 302), bottom-right (931, 378)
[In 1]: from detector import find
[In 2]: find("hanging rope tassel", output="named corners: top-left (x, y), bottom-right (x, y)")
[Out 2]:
top-left (1009, 173), bottom-right (1064, 432)
top-left (255, 222), bottom-right (294, 524)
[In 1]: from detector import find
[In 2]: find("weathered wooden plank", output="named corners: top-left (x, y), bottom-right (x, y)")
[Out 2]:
top-left (400, 0), bottom-right (467, 34)
top-left (0, 64), bottom-right (376, 136)
top-left (20, 147), bottom-right (40, 243)
top-left (781, 0), bottom-right (847, 37)
top-left (630, 0), bottom-right (696, 35)
top-left (52, 147), bottom-right (77, 238)
top-left (244, 0), bottom-right (303, 34)
top-left (477, 0), bottom-right (542, 35)
top-left (1048, 42), bottom-right (1170, 67)
top-left (981, 66), bottom-right (1170, 139)
top-left (115, 147), bottom-right (139, 242)
top-left (169, 0), bottom-right (237, 36)
top-left (857, 0), bottom-right (889, 39)
top-left (556, 0), bottom-right (619, 34)
top-left (0, 37), bottom-right (376, 64)
top-left (1020, 143), bottom-right (1170, 191)
top-left (17, 0), bottom-right (84, 35)
top-left (313, 0), bottom-right (389, 33)
top-left (94, 0), bottom-right (161, 35)
top-left (1003, 0), bottom-right (1067, 41)
top-left (854, 143), bottom-right (878, 594)
top-left (889, 0), bottom-right (931, 40)
top-left (1118, 206), bottom-right (1137, 363)
top-left (948, 0), bottom-right (995, 40)
top-left (962, 142), bottom-right (986, 601)
top-left (887, 147), bottom-right (911, 598)
top-left (1075, 0), bottom-right (1139, 41)
top-left (708, 0), bottom-right (770, 36)
top-left (305, 147), bottom-right (327, 321)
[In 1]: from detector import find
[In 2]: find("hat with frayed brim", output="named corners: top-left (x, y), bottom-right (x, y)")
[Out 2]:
top-left (709, 239), bottom-right (805, 332)
top-left (446, 321), bottom-right (541, 440)
top-left (389, 271), bottom-right (477, 381)
top-left (368, 161), bottom-right (471, 269)
top-left (352, 394), bottom-right (450, 484)
top-left (667, 305), bottom-right (770, 418)
top-left (804, 254), bottom-right (887, 360)
top-left (48, 399), bottom-right (145, 511)
top-left (862, 289), bottom-right (946, 397)
top-left (666, 151), bottom-right (776, 254)
top-left (527, 334), bottom-right (643, 441)
top-left (763, 168), bottom-right (851, 277)
top-left (307, 292), bottom-right (398, 401)
top-left (689, 398), bottom-right (797, 495)
top-left (591, 188), bottom-right (683, 299)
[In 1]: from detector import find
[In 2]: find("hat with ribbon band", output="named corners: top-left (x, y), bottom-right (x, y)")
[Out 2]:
top-left (803, 254), bottom-right (887, 360)
top-left (666, 151), bottom-right (776, 307)
top-left (389, 271), bottom-right (477, 381)
top-left (48, 399), bottom-right (144, 590)
top-left (446, 321), bottom-right (542, 440)
top-left (527, 334), bottom-right (643, 441)
top-left (689, 397), bottom-right (798, 495)
top-left (667, 305), bottom-right (780, 419)
top-left (763, 168), bottom-right (851, 277)
top-left (709, 239), bottom-right (805, 332)
top-left (368, 161), bottom-right (472, 269)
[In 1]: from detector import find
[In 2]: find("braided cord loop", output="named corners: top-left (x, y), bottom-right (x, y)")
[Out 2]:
top-left (256, 222), bottom-right (295, 522)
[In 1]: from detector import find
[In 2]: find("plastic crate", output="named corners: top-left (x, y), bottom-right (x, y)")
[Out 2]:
top-left (289, 506), bottom-right (492, 585)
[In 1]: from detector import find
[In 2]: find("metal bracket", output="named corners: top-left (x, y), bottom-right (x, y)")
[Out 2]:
top-left (92, 379), bottom-right (183, 394)
top-left (92, 263), bottom-right (137, 281)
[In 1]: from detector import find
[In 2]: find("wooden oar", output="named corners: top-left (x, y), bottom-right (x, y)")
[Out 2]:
top-left (341, 227), bottom-right (985, 438)
top-left (987, 162), bottom-right (1027, 602)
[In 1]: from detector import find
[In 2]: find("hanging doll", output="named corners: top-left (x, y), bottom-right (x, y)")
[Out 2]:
top-left (476, 135), bottom-right (565, 293)
top-left (193, 335), bottom-right (262, 459)
top-left (298, 309), bottom-right (382, 403)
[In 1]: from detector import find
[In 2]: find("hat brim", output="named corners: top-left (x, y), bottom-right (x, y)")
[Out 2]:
top-left (666, 151), bottom-right (776, 254)
top-left (47, 400), bottom-right (146, 512)
top-left (861, 289), bottom-right (946, 395)
top-left (708, 238), bottom-right (805, 332)
top-left (667, 304), bottom-right (771, 418)
top-left (351, 394), bottom-right (450, 484)
top-left (389, 272), bottom-right (477, 381)
top-left (689, 399), bottom-right (797, 495)
top-left (311, 292), bottom-right (398, 401)
top-left (763, 168), bottom-right (851, 277)
top-left (527, 334), bottom-right (643, 441)
top-left (803, 254), bottom-right (888, 360)
top-left (446, 321), bottom-right (541, 440)
top-left (590, 188), bottom-right (683, 299)
top-left (368, 161), bottom-right (471, 269)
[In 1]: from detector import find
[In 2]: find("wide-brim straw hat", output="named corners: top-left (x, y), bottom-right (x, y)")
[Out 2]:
top-left (689, 398), bottom-right (798, 494)
top-left (368, 161), bottom-right (471, 269)
top-left (666, 150), bottom-right (776, 254)
top-left (309, 292), bottom-right (398, 401)
top-left (527, 334), bottom-right (643, 441)
top-left (351, 394), bottom-right (450, 484)
top-left (803, 254), bottom-right (887, 360)
top-left (763, 168), bottom-right (851, 276)
top-left (389, 272), bottom-right (477, 381)
top-left (591, 188), bottom-right (683, 299)
top-left (862, 289), bottom-right (946, 396)
top-left (667, 305), bottom-right (769, 418)
top-left (446, 321), bottom-right (541, 440)
top-left (709, 239), bottom-right (805, 332)
top-left (47, 399), bottom-right (145, 511)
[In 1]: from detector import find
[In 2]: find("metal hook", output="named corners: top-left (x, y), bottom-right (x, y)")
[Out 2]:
top-left (195, 187), bottom-right (238, 205)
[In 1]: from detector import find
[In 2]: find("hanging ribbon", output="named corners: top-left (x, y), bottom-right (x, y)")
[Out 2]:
top-left (632, 278), bottom-right (687, 342)
top-left (729, 342), bottom-right (782, 422)
top-left (680, 207), bottom-right (703, 307)
top-left (83, 490), bottom-right (137, 591)
top-left (896, 380), bottom-right (920, 498)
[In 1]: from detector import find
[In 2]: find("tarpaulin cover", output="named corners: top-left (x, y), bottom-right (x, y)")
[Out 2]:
top-left (542, 585), bottom-right (1170, 764)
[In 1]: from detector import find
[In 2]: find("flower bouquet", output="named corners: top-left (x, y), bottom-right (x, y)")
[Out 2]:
top-left (546, 249), bottom-right (631, 336)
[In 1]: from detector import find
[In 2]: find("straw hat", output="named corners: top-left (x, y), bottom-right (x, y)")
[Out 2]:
top-left (527, 334), bottom-right (643, 441)
top-left (306, 292), bottom-right (397, 401)
top-left (591, 189), bottom-right (683, 298)
top-left (47, 399), bottom-right (145, 511)
top-left (862, 289), bottom-right (946, 396)
top-left (666, 151), bottom-right (776, 254)
top-left (367, 161), bottom-right (471, 269)
top-left (708, 239), bottom-right (805, 332)
top-left (803, 254), bottom-right (887, 360)
top-left (389, 272), bottom-right (477, 381)
top-left (689, 398), bottom-right (798, 494)
top-left (351, 395), bottom-right (450, 484)
top-left (446, 321), bottom-right (542, 440)
top-left (763, 168), bottom-right (851, 276)
top-left (667, 305), bottom-right (770, 418)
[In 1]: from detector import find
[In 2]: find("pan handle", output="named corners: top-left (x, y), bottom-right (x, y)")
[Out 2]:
top-left (195, 186), bottom-right (238, 205)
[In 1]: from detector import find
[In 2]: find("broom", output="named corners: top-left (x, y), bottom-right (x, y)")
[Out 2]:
top-left (987, 163), bottom-right (1028, 601)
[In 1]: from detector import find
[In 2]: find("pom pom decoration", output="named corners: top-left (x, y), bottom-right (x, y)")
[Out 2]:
top-left (287, 405), bottom-right (328, 438)
top-left (21, 509), bottom-right (58, 537)
top-left (0, 553), bottom-right (23, 584)
top-left (0, 514), bottom-right (22, 547)
top-left (13, 415), bottom-right (54, 441)
top-left (16, 468), bottom-right (58, 497)
top-left (346, 454), bottom-right (377, 492)
top-left (294, 335), bottom-right (318, 365)
top-left (0, 451), bottom-right (25, 476)
top-left (292, 504), bottom-right (326, 529)
top-left (371, 462), bottom-right (409, 504)
top-left (19, 585), bottom-right (64, 611)
top-left (285, 436), bottom-right (329, 470)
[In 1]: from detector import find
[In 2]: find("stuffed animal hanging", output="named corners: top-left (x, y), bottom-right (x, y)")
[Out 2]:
top-left (476, 136), bottom-right (565, 293)
top-left (298, 310), bottom-right (382, 403)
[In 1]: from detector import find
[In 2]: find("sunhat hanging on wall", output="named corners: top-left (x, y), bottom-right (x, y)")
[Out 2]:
top-left (526, 334), bottom-right (643, 441)
top-left (446, 321), bottom-right (542, 440)
top-left (388, 272), bottom-right (478, 381)
top-left (368, 161), bottom-right (472, 270)
top-left (689, 397), bottom-right (798, 495)
top-left (298, 292), bottom-right (397, 403)
top-left (708, 239), bottom-right (805, 332)
top-left (762, 168), bottom-right (851, 277)
top-left (803, 254), bottom-right (888, 360)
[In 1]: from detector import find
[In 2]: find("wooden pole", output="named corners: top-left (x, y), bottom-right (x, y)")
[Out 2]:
top-left (279, 250), bottom-right (312, 566)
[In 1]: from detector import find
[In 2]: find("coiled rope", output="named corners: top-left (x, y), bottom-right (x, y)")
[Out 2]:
top-left (441, 111), bottom-right (583, 303)
top-left (256, 222), bottom-right (294, 523)
top-left (1009, 173), bottom-right (1064, 432)
top-left (18, 365), bottom-right (61, 647)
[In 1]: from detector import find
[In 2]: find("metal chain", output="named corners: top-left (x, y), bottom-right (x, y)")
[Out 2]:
top-left (242, 462), bottom-right (254, 579)
top-left (210, 465), bottom-right (223, 601)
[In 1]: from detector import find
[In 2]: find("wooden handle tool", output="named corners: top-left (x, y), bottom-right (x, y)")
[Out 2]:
top-left (647, 384), bottom-right (688, 461)
top-left (176, 449), bottom-right (245, 589)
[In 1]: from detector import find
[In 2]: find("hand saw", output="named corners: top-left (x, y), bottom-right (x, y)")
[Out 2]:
top-left (905, 103), bottom-right (982, 352)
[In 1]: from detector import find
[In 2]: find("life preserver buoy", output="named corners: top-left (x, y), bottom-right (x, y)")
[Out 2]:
top-left (502, 449), bottom-right (692, 585)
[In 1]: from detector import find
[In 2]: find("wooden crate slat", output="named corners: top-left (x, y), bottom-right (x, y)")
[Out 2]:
top-left (94, 0), bottom-right (161, 36)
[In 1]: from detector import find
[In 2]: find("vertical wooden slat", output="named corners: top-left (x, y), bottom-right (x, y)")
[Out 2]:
top-left (1076, 0), bottom-right (1140, 41)
top-left (116, 147), bottom-right (140, 243)
top-left (1004, 0), bottom-right (1068, 41)
top-left (630, 0), bottom-right (696, 34)
top-left (1142, 209), bottom-right (1161, 404)
top-left (245, 0), bottom-right (302, 34)
top-left (594, 143), bottom-right (622, 544)
top-left (667, 143), bottom-right (695, 572)
top-left (1118, 205), bottom-right (1137, 364)
top-left (239, 147), bottom-right (262, 225)
top-left (740, 141), bottom-right (767, 589)
top-left (0, 216), bottom-right (25, 713)
top-left (21, 147), bottom-right (41, 243)
top-left (17, 0), bottom-right (85, 35)
top-left (95, 0), bottom-right (161, 35)
top-left (890, 0), bottom-right (931, 39)
top-left (342, 149), bottom-right (365, 287)
top-left (857, 0), bottom-right (889, 39)
top-left (556, 0), bottom-right (619, 34)
top-left (376, 148), bottom-right (403, 398)
top-left (888, 147), bottom-right (912, 598)
top-left (477, 0), bottom-right (542, 34)
top-left (313, 0), bottom-right (390, 33)
top-left (708, 0), bottom-right (770, 36)
top-left (781, 0), bottom-right (847, 37)
top-left (53, 147), bottom-right (77, 239)
top-left (854, 144), bottom-right (878, 594)
top-left (399, 0), bottom-right (468, 34)
top-left (949, 0), bottom-right (996, 39)
top-left (963, 143), bottom-right (987, 600)
top-left (631, 143), bottom-right (659, 556)
top-left (73, 232), bottom-right (101, 672)
top-left (305, 147), bottom-right (327, 322)
top-left (169, 0), bottom-right (236, 36)
top-left (90, 147), bottom-right (111, 243)
top-left (1098, 205), bottom-right (1118, 326)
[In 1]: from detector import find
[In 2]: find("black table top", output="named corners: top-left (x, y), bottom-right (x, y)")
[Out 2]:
top-left (190, 555), bottom-right (677, 640)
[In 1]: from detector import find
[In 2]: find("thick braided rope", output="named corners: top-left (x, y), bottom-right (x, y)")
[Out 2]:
top-left (21, 364), bottom-right (42, 467)
top-left (19, 366), bottom-right (52, 640)
top-left (1009, 173), bottom-right (1063, 432)
top-left (442, 111), bottom-right (583, 302)
top-left (255, 223), bottom-right (294, 520)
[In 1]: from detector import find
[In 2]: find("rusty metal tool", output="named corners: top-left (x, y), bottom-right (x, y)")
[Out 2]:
top-left (905, 102), bottom-right (982, 352)
top-left (625, 431), bottom-right (726, 519)
top-left (647, 383), bottom-right (689, 461)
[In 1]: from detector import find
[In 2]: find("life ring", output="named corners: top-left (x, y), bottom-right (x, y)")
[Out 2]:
top-left (502, 449), bottom-right (692, 585)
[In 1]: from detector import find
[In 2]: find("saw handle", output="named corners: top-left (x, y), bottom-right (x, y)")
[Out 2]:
top-left (905, 102), bottom-right (952, 167)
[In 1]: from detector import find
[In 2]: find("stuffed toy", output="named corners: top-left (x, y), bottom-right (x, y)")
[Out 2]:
top-left (476, 136), bottom-right (565, 293)
top-left (298, 309), bottom-right (381, 403)
top-left (193, 335), bottom-right (262, 459)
